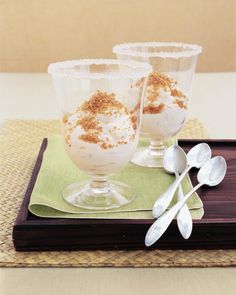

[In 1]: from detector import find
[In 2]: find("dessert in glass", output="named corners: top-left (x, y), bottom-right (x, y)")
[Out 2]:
top-left (48, 59), bottom-right (151, 210)
top-left (113, 42), bottom-right (202, 167)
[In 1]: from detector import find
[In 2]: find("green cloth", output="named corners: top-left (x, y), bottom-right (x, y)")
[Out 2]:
top-left (29, 135), bottom-right (204, 219)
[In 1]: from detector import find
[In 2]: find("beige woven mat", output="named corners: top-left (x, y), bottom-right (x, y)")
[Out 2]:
top-left (0, 119), bottom-right (236, 268)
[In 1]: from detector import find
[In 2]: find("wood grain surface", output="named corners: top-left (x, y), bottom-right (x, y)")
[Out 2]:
top-left (13, 139), bottom-right (236, 251)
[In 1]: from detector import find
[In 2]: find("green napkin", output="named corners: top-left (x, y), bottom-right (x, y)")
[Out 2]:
top-left (29, 135), bottom-right (204, 219)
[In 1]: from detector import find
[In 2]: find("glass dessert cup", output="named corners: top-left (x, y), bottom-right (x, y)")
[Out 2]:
top-left (48, 59), bottom-right (151, 210)
top-left (113, 42), bottom-right (202, 167)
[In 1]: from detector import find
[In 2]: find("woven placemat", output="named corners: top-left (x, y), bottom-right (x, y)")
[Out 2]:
top-left (1, 119), bottom-right (236, 268)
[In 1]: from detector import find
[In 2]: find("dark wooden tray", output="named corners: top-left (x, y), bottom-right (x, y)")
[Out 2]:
top-left (13, 139), bottom-right (236, 251)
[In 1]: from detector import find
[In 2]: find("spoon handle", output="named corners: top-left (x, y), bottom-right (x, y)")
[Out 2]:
top-left (176, 172), bottom-right (193, 239)
top-left (152, 166), bottom-right (191, 218)
top-left (145, 183), bottom-right (202, 247)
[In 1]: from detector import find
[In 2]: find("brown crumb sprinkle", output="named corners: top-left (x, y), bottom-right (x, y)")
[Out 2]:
top-left (175, 99), bottom-right (187, 109)
top-left (81, 90), bottom-right (127, 115)
top-left (131, 115), bottom-right (138, 130)
top-left (171, 88), bottom-right (186, 99)
top-left (147, 95), bottom-right (158, 103)
top-left (63, 114), bottom-right (69, 124)
top-left (100, 142), bottom-right (114, 149)
top-left (77, 116), bottom-right (102, 132)
top-left (143, 71), bottom-right (188, 114)
top-left (118, 140), bottom-right (128, 145)
top-left (64, 90), bottom-right (136, 149)
top-left (147, 71), bottom-right (176, 89)
top-left (131, 102), bottom-right (141, 114)
top-left (79, 134), bottom-right (100, 144)
top-left (143, 103), bottom-right (165, 114)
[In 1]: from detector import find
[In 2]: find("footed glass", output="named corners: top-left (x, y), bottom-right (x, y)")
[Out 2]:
top-left (48, 59), bottom-right (151, 210)
top-left (113, 42), bottom-right (202, 167)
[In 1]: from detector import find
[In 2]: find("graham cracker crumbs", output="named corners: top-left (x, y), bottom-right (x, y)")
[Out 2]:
top-left (79, 134), bottom-right (100, 144)
top-left (143, 103), bottom-right (165, 114)
top-left (131, 102), bottom-right (141, 114)
top-left (175, 99), bottom-right (187, 109)
top-left (100, 142), bottom-right (114, 149)
top-left (143, 71), bottom-right (187, 114)
top-left (63, 114), bottom-right (69, 124)
top-left (118, 140), bottom-right (127, 145)
top-left (63, 90), bottom-right (136, 149)
top-left (131, 115), bottom-right (138, 130)
top-left (147, 72), bottom-right (176, 89)
top-left (81, 90), bottom-right (127, 115)
top-left (77, 116), bottom-right (102, 132)
top-left (143, 71), bottom-right (174, 115)
top-left (147, 95), bottom-right (158, 103)
top-left (171, 88), bottom-right (186, 99)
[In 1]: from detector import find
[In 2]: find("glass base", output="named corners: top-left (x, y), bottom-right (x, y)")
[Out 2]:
top-left (131, 145), bottom-right (166, 168)
top-left (63, 180), bottom-right (136, 210)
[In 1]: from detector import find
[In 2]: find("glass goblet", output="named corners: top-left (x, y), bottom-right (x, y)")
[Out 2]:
top-left (113, 42), bottom-right (202, 167)
top-left (48, 59), bottom-right (151, 210)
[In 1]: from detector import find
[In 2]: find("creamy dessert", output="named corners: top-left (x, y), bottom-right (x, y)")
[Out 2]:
top-left (141, 71), bottom-right (187, 140)
top-left (62, 91), bottom-right (138, 174)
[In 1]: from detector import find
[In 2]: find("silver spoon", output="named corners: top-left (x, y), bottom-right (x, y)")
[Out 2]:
top-left (146, 156), bottom-right (227, 247)
top-left (163, 145), bottom-right (193, 239)
top-left (152, 143), bottom-right (212, 219)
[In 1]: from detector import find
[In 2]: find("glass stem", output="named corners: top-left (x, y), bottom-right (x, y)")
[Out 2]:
top-left (89, 175), bottom-right (110, 193)
top-left (148, 140), bottom-right (165, 158)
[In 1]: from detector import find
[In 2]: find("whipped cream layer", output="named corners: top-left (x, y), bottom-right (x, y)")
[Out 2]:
top-left (141, 72), bottom-right (187, 140)
top-left (63, 91), bottom-right (138, 174)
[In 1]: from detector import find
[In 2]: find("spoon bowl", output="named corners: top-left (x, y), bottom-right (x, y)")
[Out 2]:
top-left (198, 156), bottom-right (227, 186)
top-left (163, 145), bottom-right (192, 239)
top-left (153, 142), bottom-right (212, 219)
top-left (146, 156), bottom-right (227, 247)
top-left (163, 145), bottom-right (187, 174)
top-left (187, 143), bottom-right (212, 168)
